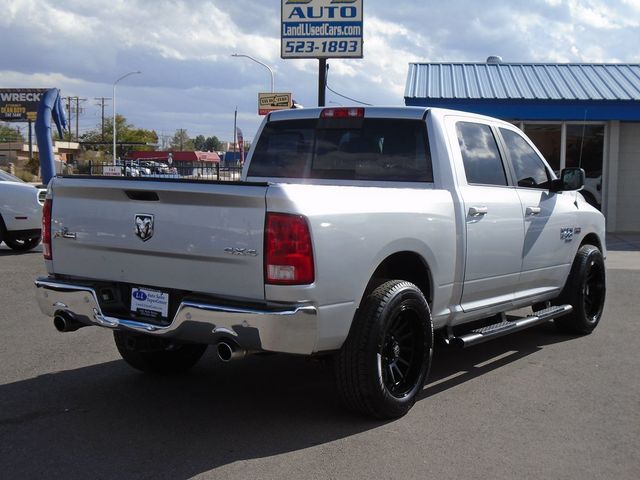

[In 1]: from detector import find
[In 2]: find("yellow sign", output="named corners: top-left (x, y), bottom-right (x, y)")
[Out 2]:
top-left (258, 92), bottom-right (292, 115)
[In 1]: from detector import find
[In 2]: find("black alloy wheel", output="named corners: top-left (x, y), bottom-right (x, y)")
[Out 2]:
top-left (336, 280), bottom-right (433, 419)
top-left (380, 305), bottom-right (425, 399)
top-left (583, 257), bottom-right (606, 322)
top-left (555, 244), bottom-right (606, 334)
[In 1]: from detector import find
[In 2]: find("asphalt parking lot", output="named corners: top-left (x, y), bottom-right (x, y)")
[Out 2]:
top-left (1, 241), bottom-right (639, 480)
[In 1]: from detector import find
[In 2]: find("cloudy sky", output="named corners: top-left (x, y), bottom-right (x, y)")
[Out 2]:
top-left (1, 0), bottom-right (639, 144)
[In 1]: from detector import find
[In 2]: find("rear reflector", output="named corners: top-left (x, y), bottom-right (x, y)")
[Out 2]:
top-left (320, 107), bottom-right (365, 119)
top-left (42, 198), bottom-right (52, 260)
top-left (265, 213), bottom-right (314, 285)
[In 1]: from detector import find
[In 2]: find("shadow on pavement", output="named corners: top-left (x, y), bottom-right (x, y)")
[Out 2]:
top-left (1, 322), bottom-right (577, 479)
top-left (423, 321), bottom-right (573, 399)
top-left (0, 246), bottom-right (43, 257)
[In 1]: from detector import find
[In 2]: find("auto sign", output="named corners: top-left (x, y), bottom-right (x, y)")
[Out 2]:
top-left (281, 0), bottom-right (363, 59)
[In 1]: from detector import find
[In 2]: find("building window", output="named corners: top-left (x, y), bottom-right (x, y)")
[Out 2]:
top-left (566, 125), bottom-right (604, 176)
top-left (521, 122), bottom-right (604, 210)
top-left (523, 124), bottom-right (562, 172)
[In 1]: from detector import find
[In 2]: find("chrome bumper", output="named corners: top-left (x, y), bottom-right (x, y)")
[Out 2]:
top-left (35, 278), bottom-right (318, 355)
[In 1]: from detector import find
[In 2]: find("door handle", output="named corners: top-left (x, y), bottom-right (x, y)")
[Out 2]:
top-left (468, 206), bottom-right (488, 217)
top-left (526, 206), bottom-right (541, 216)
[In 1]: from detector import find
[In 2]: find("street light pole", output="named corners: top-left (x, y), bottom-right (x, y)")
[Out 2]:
top-left (112, 70), bottom-right (141, 164)
top-left (231, 53), bottom-right (274, 92)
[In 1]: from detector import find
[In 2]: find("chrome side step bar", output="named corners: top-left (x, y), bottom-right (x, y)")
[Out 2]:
top-left (452, 304), bottom-right (573, 348)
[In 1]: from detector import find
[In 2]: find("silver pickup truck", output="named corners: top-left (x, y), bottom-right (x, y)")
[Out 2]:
top-left (35, 107), bottom-right (606, 419)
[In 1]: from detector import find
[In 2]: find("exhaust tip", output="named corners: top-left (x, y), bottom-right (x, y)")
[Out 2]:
top-left (216, 341), bottom-right (250, 362)
top-left (53, 314), bottom-right (68, 332)
top-left (217, 342), bottom-right (234, 362)
top-left (53, 312), bottom-right (84, 332)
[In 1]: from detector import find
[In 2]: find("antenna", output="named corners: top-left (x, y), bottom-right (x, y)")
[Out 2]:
top-left (578, 109), bottom-right (587, 168)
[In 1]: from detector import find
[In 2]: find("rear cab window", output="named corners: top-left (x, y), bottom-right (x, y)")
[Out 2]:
top-left (248, 117), bottom-right (433, 182)
top-left (455, 121), bottom-right (508, 186)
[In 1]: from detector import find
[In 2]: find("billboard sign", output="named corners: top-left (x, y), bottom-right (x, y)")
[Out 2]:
top-left (281, 0), bottom-right (363, 59)
top-left (258, 92), bottom-right (292, 115)
top-left (0, 88), bottom-right (48, 122)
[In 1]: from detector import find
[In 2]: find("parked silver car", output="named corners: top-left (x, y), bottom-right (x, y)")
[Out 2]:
top-left (0, 169), bottom-right (45, 251)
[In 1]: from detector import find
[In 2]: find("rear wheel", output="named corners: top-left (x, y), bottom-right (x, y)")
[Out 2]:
top-left (335, 280), bottom-right (433, 419)
top-left (4, 234), bottom-right (41, 251)
top-left (113, 331), bottom-right (207, 374)
top-left (555, 244), bottom-right (606, 334)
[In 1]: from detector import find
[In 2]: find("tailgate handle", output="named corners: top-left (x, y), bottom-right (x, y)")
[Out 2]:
top-left (125, 190), bottom-right (159, 201)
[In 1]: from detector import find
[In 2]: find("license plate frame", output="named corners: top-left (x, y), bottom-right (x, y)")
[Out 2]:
top-left (130, 287), bottom-right (169, 319)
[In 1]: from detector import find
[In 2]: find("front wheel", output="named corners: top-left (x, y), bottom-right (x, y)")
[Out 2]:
top-left (555, 244), bottom-right (606, 334)
top-left (4, 234), bottom-right (41, 251)
top-left (114, 331), bottom-right (207, 374)
top-left (335, 280), bottom-right (433, 419)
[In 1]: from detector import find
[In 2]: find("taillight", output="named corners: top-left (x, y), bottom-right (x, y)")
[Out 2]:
top-left (265, 213), bottom-right (314, 285)
top-left (42, 198), bottom-right (52, 260)
top-left (320, 107), bottom-right (364, 118)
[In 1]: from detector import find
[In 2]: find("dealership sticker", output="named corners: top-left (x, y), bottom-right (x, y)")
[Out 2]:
top-left (131, 287), bottom-right (169, 318)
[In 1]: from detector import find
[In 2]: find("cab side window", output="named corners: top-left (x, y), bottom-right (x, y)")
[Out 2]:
top-left (500, 128), bottom-right (551, 189)
top-left (456, 122), bottom-right (507, 186)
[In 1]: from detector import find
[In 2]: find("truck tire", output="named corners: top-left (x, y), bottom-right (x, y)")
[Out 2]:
top-left (113, 331), bottom-right (207, 374)
top-left (554, 244), bottom-right (606, 334)
top-left (335, 280), bottom-right (433, 419)
top-left (4, 234), bottom-right (41, 251)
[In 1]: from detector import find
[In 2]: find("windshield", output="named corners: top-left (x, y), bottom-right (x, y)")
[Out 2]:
top-left (248, 118), bottom-right (432, 182)
top-left (0, 169), bottom-right (24, 183)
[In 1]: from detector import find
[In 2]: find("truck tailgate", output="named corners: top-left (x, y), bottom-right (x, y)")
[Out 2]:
top-left (49, 178), bottom-right (268, 300)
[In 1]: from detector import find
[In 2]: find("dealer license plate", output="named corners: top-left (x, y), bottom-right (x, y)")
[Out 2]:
top-left (131, 287), bottom-right (169, 319)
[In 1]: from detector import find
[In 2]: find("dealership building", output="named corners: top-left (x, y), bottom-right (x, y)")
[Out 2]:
top-left (405, 61), bottom-right (640, 233)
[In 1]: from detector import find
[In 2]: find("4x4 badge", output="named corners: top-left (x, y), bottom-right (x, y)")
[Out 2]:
top-left (560, 227), bottom-right (574, 241)
top-left (135, 214), bottom-right (154, 242)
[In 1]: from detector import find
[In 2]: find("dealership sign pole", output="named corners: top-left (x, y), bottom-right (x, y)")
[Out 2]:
top-left (281, 0), bottom-right (363, 107)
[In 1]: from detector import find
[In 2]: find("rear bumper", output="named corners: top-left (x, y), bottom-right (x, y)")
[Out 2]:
top-left (35, 278), bottom-right (318, 355)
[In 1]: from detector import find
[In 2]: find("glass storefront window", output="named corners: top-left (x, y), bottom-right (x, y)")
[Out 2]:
top-left (523, 124), bottom-right (562, 173)
top-left (566, 124), bottom-right (604, 209)
top-left (565, 125), bottom-right (604, 178)
top-left (521, 122), bottom-right (604, 210)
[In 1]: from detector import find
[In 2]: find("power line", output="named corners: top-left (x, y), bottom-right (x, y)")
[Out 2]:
top-left (325, 64), bottom-right (373, 106)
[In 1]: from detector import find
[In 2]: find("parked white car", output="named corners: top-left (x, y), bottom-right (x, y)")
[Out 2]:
top-left (0, 169), bottom-right (45, 251)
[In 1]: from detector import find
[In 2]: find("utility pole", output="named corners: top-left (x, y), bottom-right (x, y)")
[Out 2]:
top-left (95, 97), bottom-right (111, 141)
top-left (159, 131), bottom-right (170, 150)
top-left (75, 97), bottom-right (87, 140)
top-left (63, 96), bottom-right (87, 140)
top-left (65, 97), bottom-right (72, 138)
top-left (233, 107), bottom-right (237, 159)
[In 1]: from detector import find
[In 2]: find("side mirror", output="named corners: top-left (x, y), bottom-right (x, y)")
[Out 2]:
top-left (551, 167), bottom-right (585, 192)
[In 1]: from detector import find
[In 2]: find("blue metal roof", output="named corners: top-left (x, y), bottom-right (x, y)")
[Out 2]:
top-left (405, 63), bottom-right (640, 101)
top-left (404, 63), bottom-right (640, 121)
